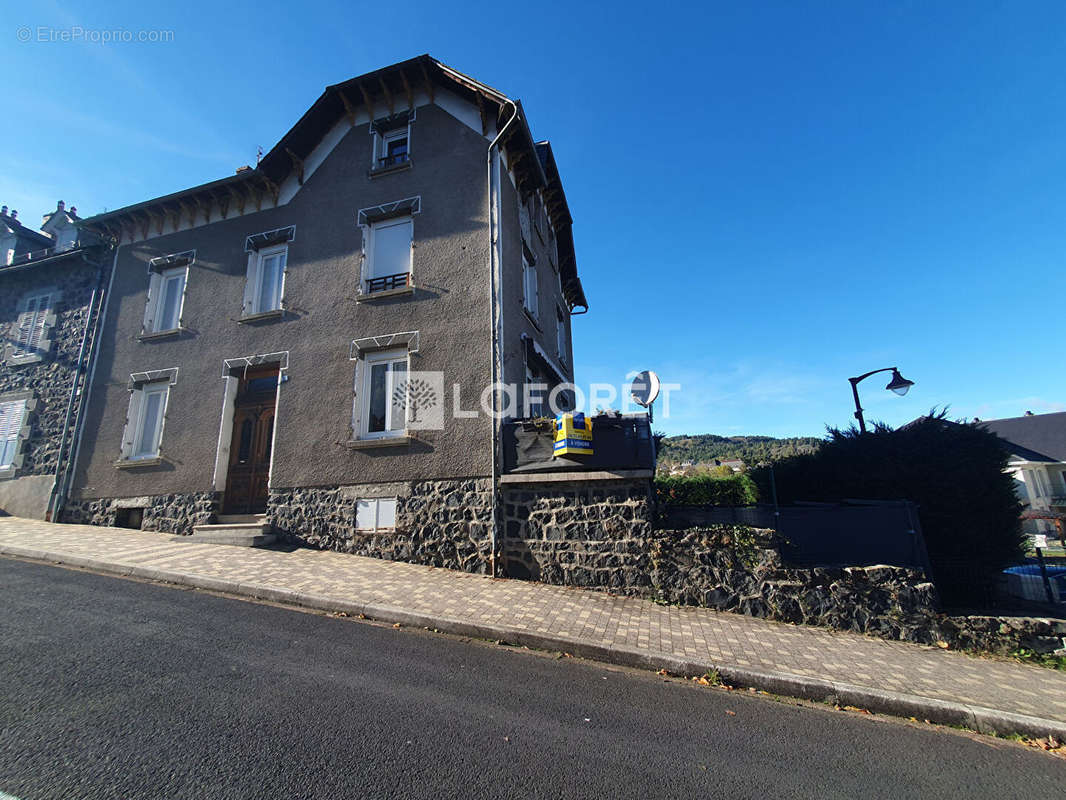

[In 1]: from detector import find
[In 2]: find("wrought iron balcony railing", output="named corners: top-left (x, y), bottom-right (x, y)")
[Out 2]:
top-left (365, 272), bottom-right (411, 294)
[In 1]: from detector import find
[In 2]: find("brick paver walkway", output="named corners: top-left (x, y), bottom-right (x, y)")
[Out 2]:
top-left (2, 517), bottom-right (1066, 725)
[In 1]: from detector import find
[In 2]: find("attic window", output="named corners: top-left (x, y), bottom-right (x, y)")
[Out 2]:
top-left (379, 129), bottom-right (409, 168)
top-left (371, 111), bottom-right (414, 173)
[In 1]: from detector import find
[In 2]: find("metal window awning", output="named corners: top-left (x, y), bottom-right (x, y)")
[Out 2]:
top-left (523, 335), bottom-right (566, 384)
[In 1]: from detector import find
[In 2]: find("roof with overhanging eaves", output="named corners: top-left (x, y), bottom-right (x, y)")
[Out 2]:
top-left (78, 54), bottom-right (587, 312)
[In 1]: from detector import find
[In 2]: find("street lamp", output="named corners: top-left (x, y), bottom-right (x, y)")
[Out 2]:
top-left (848, 367), bottom-right (914, 434)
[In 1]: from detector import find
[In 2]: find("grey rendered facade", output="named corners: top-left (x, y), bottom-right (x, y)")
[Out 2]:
top-left (0, 204), bottom-right (108, 519)
top-left (65, 56), bottom-right (587, 572)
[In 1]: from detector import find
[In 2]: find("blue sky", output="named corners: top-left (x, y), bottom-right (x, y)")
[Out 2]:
top-left (4, 1), bottom-right (1065, 437)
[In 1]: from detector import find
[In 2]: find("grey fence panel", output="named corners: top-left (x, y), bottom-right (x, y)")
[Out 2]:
top-left (778, 502), bottom-right (930, 570)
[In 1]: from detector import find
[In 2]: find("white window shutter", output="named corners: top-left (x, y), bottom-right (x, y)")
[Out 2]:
top-left (0, 400), bottom-right (23, 440)
top-left (370, 218), bottom-right (412, 279)
top-left (0, 400), bottom-right (25, 468)
top-left (143, 274), bottom-right (157, 333)
top-left (13, 308), bottom-right (34, 356)
top-left (532, 268), bottom-right (539, 317)
top-left (242, 253), bottom-right (258, 314)
top-left (120, 391), bottom-right (140, 458)
top-left (519, 202), bottom-right (532, 243)
top-left (14, 297), bottom-right (38, 355)
top-left (378, 498), bottom-right (397, 528)
top-left (525, 263), bottom-right (539, 318)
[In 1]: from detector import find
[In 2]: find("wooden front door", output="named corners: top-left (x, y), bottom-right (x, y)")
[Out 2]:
top-left (223, 367), bottom-right (278, 515)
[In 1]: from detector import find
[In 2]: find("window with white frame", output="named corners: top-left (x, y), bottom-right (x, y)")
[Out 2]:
top-left (0, 398), bottom-right (29, 470)
top-left (556, 308), bottom-right (567, 362)
top-left (10, 292), bottom-right (53, 361)
top-left (356, 497), bottom-right (397, 531)
top-left (144, 266), bottom-right (187, 333)
top-left (122, 382), bottom-right (169, 461)
top-left (377, 127), bottom-right (409, 168)
top-left (366, 216), bottom-right (412, 293)
top-left (358, 349), bottom-right (408, 438)
top-left (244, 244), bottom-right (287, 315)
top-left (523, 254), bottom-right (539, 320)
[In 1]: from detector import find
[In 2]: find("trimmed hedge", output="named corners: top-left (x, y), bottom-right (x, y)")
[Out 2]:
top-left (655, 474), bottom-right (759, 507)
top-left (750, 413), bottom-right (1025, 608)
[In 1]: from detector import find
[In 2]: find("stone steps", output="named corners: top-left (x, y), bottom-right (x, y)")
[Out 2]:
top-left (183, 515), bottom-right (275, 547)
top-left (217, 513), bottom-right (265, 524)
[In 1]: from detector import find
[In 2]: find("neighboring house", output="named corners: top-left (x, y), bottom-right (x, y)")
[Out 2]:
top-left (979, 411), bottom-right (1066, 535)
top-left (716, 458), bottom-right (745, 473)
top-left (0, 202), bottom-right (109, 519)
top-left (65, 55), bottom-right (588, 572)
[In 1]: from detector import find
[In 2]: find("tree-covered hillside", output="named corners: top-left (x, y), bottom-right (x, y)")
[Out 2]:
top-left (658, 434), bottom-right (822, 466)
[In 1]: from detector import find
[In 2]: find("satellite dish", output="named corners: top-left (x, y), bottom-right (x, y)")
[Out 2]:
top-left (629, 370), bottom-right (661, 408)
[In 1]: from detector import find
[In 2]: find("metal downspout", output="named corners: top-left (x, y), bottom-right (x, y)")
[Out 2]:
top-left (487, 98), bottom-right (518, 577)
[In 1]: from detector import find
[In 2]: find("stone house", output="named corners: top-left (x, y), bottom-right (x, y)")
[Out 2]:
top-left (64, 55), bottom-right (588, 574)
top-left (0, 202), bottom-right (109, 519)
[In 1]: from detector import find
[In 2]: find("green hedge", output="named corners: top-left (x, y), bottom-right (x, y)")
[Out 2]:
top-left (749, 413), bottom-right (1025, 608)
top-left (655, 474), bottom-right (759, 507)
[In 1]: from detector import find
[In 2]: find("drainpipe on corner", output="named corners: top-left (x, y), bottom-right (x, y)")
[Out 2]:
top-left (487, 98), bottom-right (518, 578)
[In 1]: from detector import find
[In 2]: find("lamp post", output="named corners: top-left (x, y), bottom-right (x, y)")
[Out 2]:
top-left (848, 367), bottom-right (914, 434)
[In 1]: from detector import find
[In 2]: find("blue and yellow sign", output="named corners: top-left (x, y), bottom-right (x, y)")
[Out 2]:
top-left (553, 413), bottom-right (593, 456)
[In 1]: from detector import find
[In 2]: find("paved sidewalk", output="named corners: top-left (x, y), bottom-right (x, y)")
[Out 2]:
top-left (2, 516), bottom-right (1066, 738)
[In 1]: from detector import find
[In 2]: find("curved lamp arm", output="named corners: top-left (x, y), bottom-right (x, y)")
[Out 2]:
top-left (848, 366), bottom-right (913, 434)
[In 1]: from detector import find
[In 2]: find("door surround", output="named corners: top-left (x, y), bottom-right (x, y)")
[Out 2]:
top-left (211, 352), bottom-right (288, 498)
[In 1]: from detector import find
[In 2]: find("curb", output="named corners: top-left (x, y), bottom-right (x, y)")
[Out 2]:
top-left (4, 543), bottom-right (1066, 741)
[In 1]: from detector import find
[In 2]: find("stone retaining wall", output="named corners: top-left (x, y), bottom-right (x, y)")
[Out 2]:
top-left (501, 478), bottom-right (654, 583)
top-left (938, 615), bottom-right (1066, 657)
top-left (501, 476), bottom-right (1066, 654)
top-left (62, 491), bottom-right (219, 535)
top-left (270, 478), bottom-right (493, 573)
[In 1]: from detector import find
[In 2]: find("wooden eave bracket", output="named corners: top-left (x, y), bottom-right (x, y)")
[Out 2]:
top-left (228, 185), bottom-right (247, 215)
top-left (378, 76), bottom-right (395, 116)
top-left (399, 69), bottom-right (415, 110)
top-left (338, 89), bottom-right (358, 127)
top-left (357, 81), bottom-right (375, 122)
top-left (261, 176), bottom-right (280, 206)
top-left (419, 61), bottom-right (435, 103)
top-left (285, 148), bottom-right (305, 185)
top-left (178, 199), bottom-right (196, 228)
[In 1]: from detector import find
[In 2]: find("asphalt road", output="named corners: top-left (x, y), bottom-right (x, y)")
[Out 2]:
top-left (1, 558), bottom-right (1063, 799)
